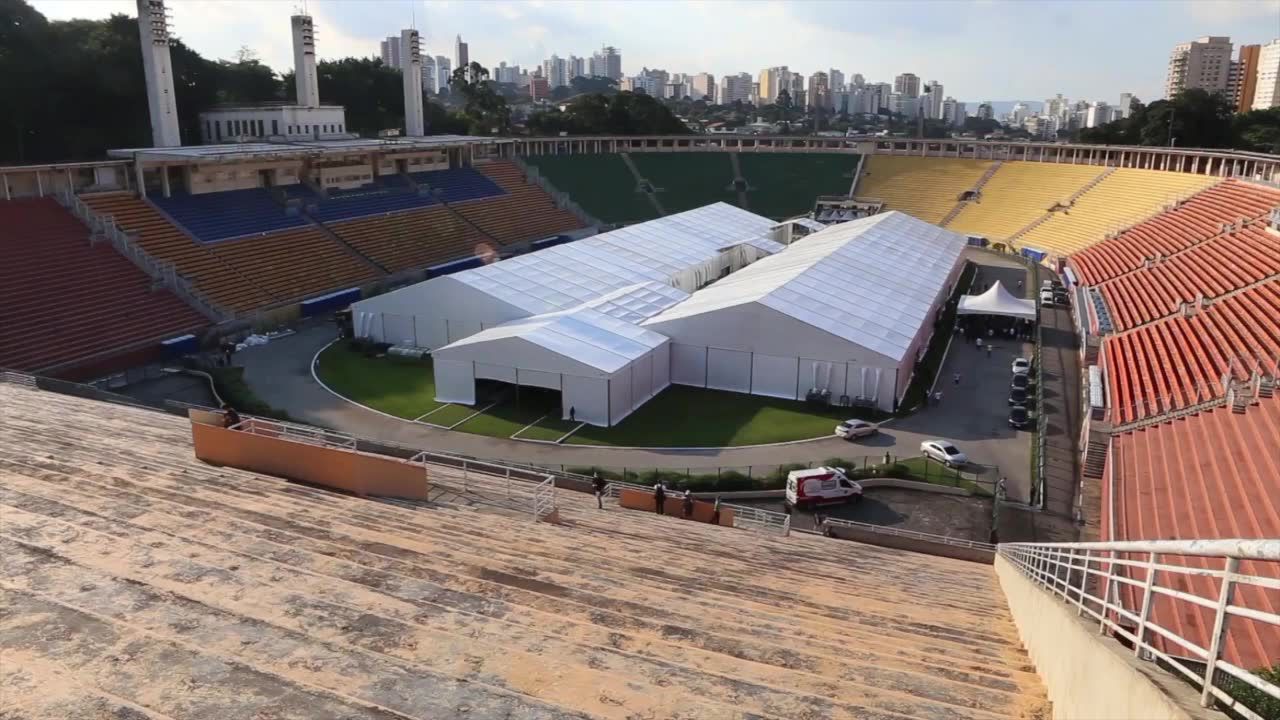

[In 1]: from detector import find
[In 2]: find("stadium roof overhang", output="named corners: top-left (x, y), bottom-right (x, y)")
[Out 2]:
top-left (108, 135), bottom-right (507, 166)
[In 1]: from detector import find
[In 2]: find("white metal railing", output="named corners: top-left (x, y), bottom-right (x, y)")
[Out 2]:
top-left (723, 503), bottom-right (791, 537)
top-left (1000, 539), bottom-right (1280, 720)
top-left (232, 417), bottom-right (357, 450)
top-left (822, 516), bottom-right (995, 551)
top-left (58, 189), bottom-right (232, 323)
top-left (0, 371), bottom-right (38, 388)
top-left (532, 476), bottom-right (557, 521)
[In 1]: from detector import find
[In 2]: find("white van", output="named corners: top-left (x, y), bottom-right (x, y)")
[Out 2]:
top-left (785, 467), bottom-right (863, 509)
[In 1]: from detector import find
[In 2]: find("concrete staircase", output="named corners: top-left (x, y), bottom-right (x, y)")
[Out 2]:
top-left (0, 382), bottom-right (1052, 720)
top-left (619, 152), bottom-right (667, 216)
top-left (727, 152), bottom-right (750, 210)
top-left (941, 162), bottom-right (1002, 227)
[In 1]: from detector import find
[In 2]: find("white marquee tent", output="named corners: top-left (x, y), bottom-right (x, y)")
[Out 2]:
top-left (351, 203), bottom-right (780, 349)
top-left (957, 281), bottom-right (1037, 320)
top-left (641, 212), bottom-right (968, 412)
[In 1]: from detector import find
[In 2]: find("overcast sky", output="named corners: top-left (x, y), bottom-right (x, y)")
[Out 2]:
top-left (31, 0), bottom-right (1280, 103)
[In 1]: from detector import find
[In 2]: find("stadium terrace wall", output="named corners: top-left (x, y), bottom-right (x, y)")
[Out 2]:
top-left (508, 136), bottom-right (1280, 181)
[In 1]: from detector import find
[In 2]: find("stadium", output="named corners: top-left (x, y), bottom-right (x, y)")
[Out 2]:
top-left (1, 2), bottom-right (1279, 719)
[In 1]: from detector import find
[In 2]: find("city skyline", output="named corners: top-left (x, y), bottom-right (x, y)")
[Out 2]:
top-left (31, 0), bottom-right (1280, 103)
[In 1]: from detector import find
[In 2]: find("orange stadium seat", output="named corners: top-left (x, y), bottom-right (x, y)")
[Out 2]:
top-left (327, 205), bottom-right (493, 273)
top-left (208, 226), bottom-right (381, 303)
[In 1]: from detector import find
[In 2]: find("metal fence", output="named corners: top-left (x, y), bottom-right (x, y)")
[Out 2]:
top-left (723, 503), bottom-right (791, 537)
top-left (823, 516), bottom-right (996, 551)
top-left (531, 476), bottom-right (557, 521)
top-left (1000, 539), bottom-right (1280, 720)
top-left (233, 417), bottom-right (358, 450)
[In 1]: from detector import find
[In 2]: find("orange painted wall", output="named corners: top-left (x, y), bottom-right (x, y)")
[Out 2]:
top-left (618, 488), bottom-right (734, 526)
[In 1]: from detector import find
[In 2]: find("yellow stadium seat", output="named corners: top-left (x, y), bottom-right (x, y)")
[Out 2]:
top-left (855, 156), bottom-right (993, 224)
top-left (945, 163), bottom-right (1106, 240)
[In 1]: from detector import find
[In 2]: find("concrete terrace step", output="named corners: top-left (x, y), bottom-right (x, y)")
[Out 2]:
top-left (0, 383), bottom-right (1051, 719)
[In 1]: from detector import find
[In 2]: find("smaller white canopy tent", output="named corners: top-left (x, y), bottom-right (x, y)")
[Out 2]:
top-left (957, 281), bottom-right (1037, 320)
top-left (432, 306), bottom-right (672, 427)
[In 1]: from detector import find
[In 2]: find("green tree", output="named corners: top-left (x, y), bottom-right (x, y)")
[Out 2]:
top-left (775, 88), bottom-right (795, 132)
top-left (1233, 107), bottom-right (1280, 153)
top-left (450, 62), bottom-right (511, 135)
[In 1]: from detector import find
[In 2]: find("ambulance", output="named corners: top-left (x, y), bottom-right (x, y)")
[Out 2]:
top-left (785, 467), bottom-right (863, 509)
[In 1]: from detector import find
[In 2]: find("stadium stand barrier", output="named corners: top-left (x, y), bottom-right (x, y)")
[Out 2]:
top-left (59, 188), bottom-right (231, 322)
top-left (999, 538), bottom-right (1280, 720)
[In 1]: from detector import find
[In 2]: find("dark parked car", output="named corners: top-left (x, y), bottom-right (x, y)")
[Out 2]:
top-left (1009, 406), bottom-right (1031, 429)
top-left (1009, 387), bottom-right (1029, 406)
top-left (1011, 374), bottom-right (1034, 391)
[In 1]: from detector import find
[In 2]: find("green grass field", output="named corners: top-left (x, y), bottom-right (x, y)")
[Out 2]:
top-left (739, 153), bottom-right (857, 219)
top-left (315, 343), bottom-right (440, 419)
top-left (315, 342), bottom-right (885, 446)
top-left (524, 154), bottom-right (658, 224)
top-left (628, 153), bottom-right (738, 214)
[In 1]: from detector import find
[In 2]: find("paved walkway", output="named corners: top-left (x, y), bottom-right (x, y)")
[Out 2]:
top-left (238, 321), bottom-right (1026, 489)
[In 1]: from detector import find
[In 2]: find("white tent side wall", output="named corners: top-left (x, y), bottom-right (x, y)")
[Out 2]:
top-left (752, 353), bottom-right (800, 398)
top-left (434, 359), bottom-right (476, 404)
top-left (351, 278), bottom-right (530, 348)
top-left (562, 375), bottom-right (609, 426)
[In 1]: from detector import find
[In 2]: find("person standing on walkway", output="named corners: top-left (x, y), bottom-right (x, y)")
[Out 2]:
top-left (569, 406), bottom-right (576, 422)
top-left (653, 483), bottom-right (666, 515)
top-left (682, 490), bottom-right (695, 520)
top-left (986, 343), bottom-right (992, 358)
top-left (711, 498), bottom-right (721, 525)
top-left (592, 473), bottom-right (606, 509)
top-left (953, 372), bottom-right (961, 385)
top-left (933, 390), bottom-right (943, 405)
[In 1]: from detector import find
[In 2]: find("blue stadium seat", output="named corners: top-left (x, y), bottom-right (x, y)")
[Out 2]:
top-left (152, 189), bottom-right (308, 243)
top-left (409, 167), bottom-right (505, 204)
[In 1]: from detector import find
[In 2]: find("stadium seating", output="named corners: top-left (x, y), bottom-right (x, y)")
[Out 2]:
top-left (523, 153), bottom-right (659, 224)
top-left (457, 161), bottom-right (584, 243)
top-left (1103, 280), bottom-right (1280, 424)
top-left (628, 152), bottom-right (738, 214)
top-left (1109, 393), bottom-right (1280, 671)
top-left (737, 152), bottom-right (860, 219)
top-left (0, 198), bottom-right (206, 373)
top-left (1096, 225), bottom-right (1280, 331)
top-left (327, 205), bottom-right (494, 273)
top-left (80, 193), bottom-right (274, 312)
top-left (409, 166), bottom-right (505, 204)
top-left (1070, 179), bottom-right (1280, 285)
top-left (0, 380), bottom-right (1050, 719)
top-left (855, 156), bottom-right (994, 224)
top-left (945, 163), bottom-right (1106, 240)
top-left (291, 174), bottom-right (437, 222)
top-left (152, 188), bottom-right (309, 242)
top-left (1017, 169), bottom-right (1219, 257)
top-left (208, 226), bottom-right (381, 302)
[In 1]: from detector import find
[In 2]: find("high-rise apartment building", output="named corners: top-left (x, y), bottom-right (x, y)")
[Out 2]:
top-left (829, 68), bottom-right (845, 92)
top-left (941, 97), bottom-right (966, 127)
top-left (590, 46), bottom-right (623, 80)
top-left (720, 73), bottom-right (752, 105)
top-left (1085, 102), bottom-right (1111, 128)
top-left (1117, 92), bottom-right (1134, 118)
top-left (923, 80), bottom-right (944, 119)
top-left (850, 73), bottom-right (865, 88)
top-left (1044, 94), bottom-right (1068, 121)
top-left (1011, 101), bottom-right (1029, 125)
top-left (1232, 44), bottom-right (1261, 111)
top-left (807, 71), bottom-right (830, 109)
top-left (436, 56), bottom-right (451, 91)
top-left (422, 55), bottom-right (437, 93)
top-left (569, 55), bottom-right (586, 80)
top-left (454, 35), bottom-right (470, 76)
top-left (975, 102), bottom-right (994, 121)
top-left (495, 62), bottom-right (521, 85)
top-left (380, 35), bottom-right (402, 69)
top-left (690, 72), bottom-right (717, 101)
top-left (1254, 39), bottom-right (1280, 110)
top-left (1165, 36), bottom-right (1233, 98)
top-left (757, 66), bottom-right (789, 105)
top-left (893, 72), bottom-right (920, 98)
top-left (543, 55), bottom-right (569, 88)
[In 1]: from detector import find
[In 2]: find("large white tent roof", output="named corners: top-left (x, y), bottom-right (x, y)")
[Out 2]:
top-left (643, 211), bottom-right (967, 362)
top-left (447, 203), bottom-right (776, 316)
top-left (437, 306), bottom-right (667, 374)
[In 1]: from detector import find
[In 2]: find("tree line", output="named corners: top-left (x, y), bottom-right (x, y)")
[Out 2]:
top-left (1079, 89), bottom-right (1280, 153)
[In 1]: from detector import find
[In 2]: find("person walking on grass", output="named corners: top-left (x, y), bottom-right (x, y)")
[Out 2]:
top-left (592, 473), bottom-right (606, 509)
top-left (653, 483), bottom-right (666, 515)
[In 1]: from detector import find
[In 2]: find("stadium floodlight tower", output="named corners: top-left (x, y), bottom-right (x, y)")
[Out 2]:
top-left (401, 28), bottom-right (425, 136)
top-left (135, 0), bottom-right (182, 147)
top-left (291, 14), bottom-right (321, 107)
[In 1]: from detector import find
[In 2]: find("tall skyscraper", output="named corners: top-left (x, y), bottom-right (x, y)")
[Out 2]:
top-left (829, 68), bottom-right (845, 92)
top-left (569, 55), bottom-right (586, 80)
top-left (543, 55), bottom-right (569, 88)
top-left (1117, 92), bottom-right (1134, 118)
top-left (975, 102), bottom-right (994, 120)
top-left (422, 55), bottom-right (437, 93)
top-left (380, 35), bottom-right (402, 69)
top-left (590, 46), bottom-right (622, 80)
top-left (1234, 44), bottom-right (1262, 111)
top-left (850, 73), bottom-right (865, 88)
top-left (454, 35), bottom-right (470, 80)
top-left (1044, 94), bottom-right (1068, 121)
top-left (1085, 102), bottom-right (1111, 128)
top-left (1165, 36), bottom-right (1233, 98)
top-left (436, 56), bottom-right (451, 91)
top-left (807, 71), bottom-right (830, 109)
top-left (495, 62), bottom-right (521, 85)
top-left (923, 80), bottom-right (944, 119)
top-left (1254, 39), bottom-right (1280, 110)
top-left (757, 66), bottom-right (789, 105)
top-left (941, 97), bottom-right (966, 127)
top-left (893, 73), bottom-right (920, 98)
top-left (690, 72), bottom-right (716, 101)
top-left (720, 73), bottom-right (752, 105)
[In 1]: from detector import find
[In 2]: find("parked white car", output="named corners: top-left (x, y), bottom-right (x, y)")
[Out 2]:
top-left (1039, 289), bottom-right (1055, 306)
top-left (786, 467), bottom-right (863, 509)
top-left (1011, 357), bottom-right (1032, 375)
top-left (834, 419), bottom-right (877, 440)
top-left (920, 440), bottom-right (968, 468)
